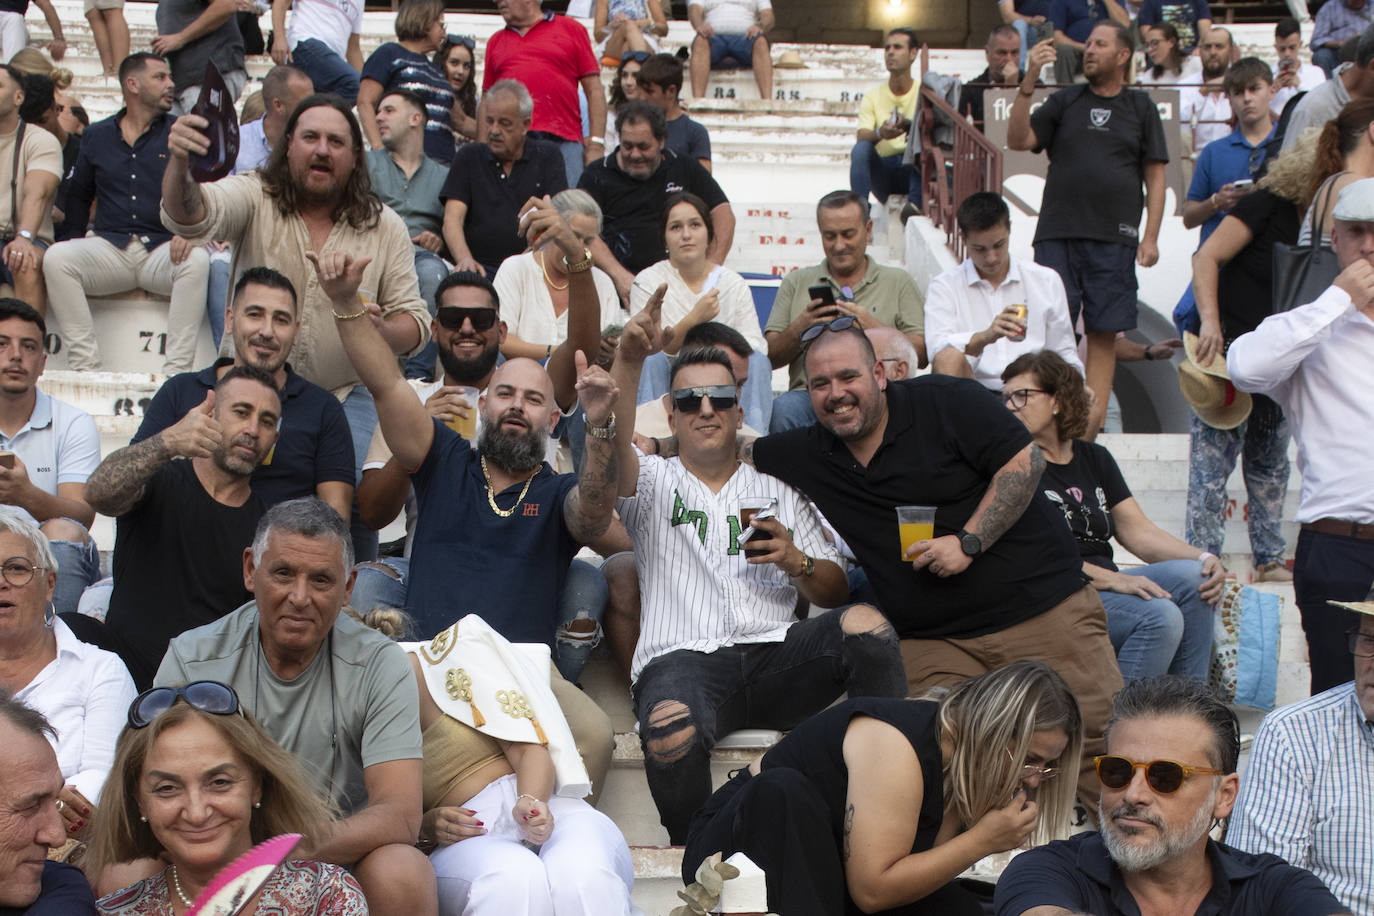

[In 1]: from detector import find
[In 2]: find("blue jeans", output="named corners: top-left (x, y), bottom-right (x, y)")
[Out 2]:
top-left (404, 246), bottom-right (448, 380)
top-left (1098, 559), bottom-right (1212, 683)
top-left (849, 140), bottom-right (919, 206)
top-left (49, 534), bottom-right (101, 616)
top-left (1313, 46), bottom-right (1342, 79)
top-left (341, 384), bottom-right (379, 562)
top-left (633, 606), bottom-right (905, 843)
top-left (558, 138), bottom-right (585, 187)
top-left (206, 255), bottom-right (231, 349)
top-left (349, 557), bottom-right (608, 683)
top-left (1184, 403), bottom-right (1289, 566)
top-left (767, 388), bottom-right (815, 433)
top-left (291, 38), bottom-right (360, 106)
top-left (636, 350), bottom-right (774, 433)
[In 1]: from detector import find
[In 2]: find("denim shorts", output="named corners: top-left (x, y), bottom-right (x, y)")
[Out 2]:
top-left (709, 32), bottom-right (760, 69)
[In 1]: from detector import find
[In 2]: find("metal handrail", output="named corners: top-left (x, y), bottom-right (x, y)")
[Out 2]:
top-left (917, 86), bottom-right (1003, 262)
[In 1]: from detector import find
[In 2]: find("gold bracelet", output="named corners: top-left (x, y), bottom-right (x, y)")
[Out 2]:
top-left (333, 306), bottom-right (368, 320)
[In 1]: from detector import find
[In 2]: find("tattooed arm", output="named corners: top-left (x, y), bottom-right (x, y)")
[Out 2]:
top-left (85, 437), bottom-right (176, 518)
top-left (564, 354), bottom-right (624, 544)
top-left (963, 442), bottom-right (1045, 549)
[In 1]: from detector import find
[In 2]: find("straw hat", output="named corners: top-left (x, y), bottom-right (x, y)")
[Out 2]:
top-left (1177, 331), bottom-right (1251, 430)
top-left (774, 50), bottom-right (807, 69)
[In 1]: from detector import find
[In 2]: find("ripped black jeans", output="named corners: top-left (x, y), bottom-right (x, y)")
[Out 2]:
top-left (632, 605), bottom-right (906, 843)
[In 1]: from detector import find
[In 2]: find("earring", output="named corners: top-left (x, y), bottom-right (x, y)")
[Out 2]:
top-left (140, 815), bottom-right (147, 823)
top-left (43, 602), bottom-right (55, 629)
top-left (253, 802), bottom-right (261, 809)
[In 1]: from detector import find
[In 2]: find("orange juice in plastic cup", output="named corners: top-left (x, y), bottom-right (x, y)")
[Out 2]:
top-left (897, 505), bottom-right (936, 561)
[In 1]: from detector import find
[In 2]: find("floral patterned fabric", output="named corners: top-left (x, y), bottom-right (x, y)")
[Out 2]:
top-left (96, 860), bottom-right (368, 915)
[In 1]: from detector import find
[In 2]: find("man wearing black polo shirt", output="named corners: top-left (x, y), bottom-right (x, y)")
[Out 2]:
top-left (659, 320), bottom-right (1122, 805)
top-left (131, 265), bottom-right (355, 522)
top-left (579, 101), bottom-right (734, 304)
top-left (441, 79), bottom-right (567, 277)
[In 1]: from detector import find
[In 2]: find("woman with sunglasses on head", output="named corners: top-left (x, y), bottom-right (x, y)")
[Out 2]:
top-left (494, 190), bottom-right (626, 364)
top-left (89, 682), bottom-right (368, 914)
top-left (433, 35), bottom-right (479, 143)
top-left (604, 51), bottom-right (647, 152)
top-left (1001, 351), bottom-right (1223, 684)
top-left (0, 509), bottom-right (135, 854)
top-left (593, 0), bottom-right (666, 69)
top-left (627, 192), bottom-right (762, 356)
top-left (685, 660), bottom-right (1082, 916)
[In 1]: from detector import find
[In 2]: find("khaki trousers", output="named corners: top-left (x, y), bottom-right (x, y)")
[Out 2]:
top-left (900, 585), bottom-right (1123, 811)
top-left (43, 235), bottom-right (208, 372)
top-left (549, 664), bottom-right (614, 806)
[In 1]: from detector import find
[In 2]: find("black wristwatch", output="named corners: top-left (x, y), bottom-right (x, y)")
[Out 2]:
top-left (957, 529), bottom-right (983, 558)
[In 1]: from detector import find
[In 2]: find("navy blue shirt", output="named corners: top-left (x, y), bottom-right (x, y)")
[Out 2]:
top-left (131, 358), bottom-right (355, 508)
top-left (994, 832), bottom-right (1350, 916)
top-left (1137, 0), bottom-right (1212, 53)
top-left (60, 109), bottom-right (174, 248)
top-left (406, 420), bottom-right (578, 643)
top-left (440, 137), bottom-right (568, 273)
top-left (0, 862), bottom-right (96, 916)
top-left (1049, 0), bottom-right (1113, 43)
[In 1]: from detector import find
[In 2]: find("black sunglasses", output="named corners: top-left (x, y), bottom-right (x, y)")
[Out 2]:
top-left (1093, 755), bottom-right (1225, 794)
top-left (800, 315), bottom-right (857, 344)
top-left (437, 307), bottom-right (498, 332)
top-left (128, 681), bottom-right (242, 729)
top-left (446, 33), bottom-right (476, 50)
top-left (671, 384), bottom-right (738, 413)
top-left (621, 50), bottom-right (650, 64)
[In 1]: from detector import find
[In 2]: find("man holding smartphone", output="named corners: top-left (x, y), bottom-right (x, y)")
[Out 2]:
top-left (1271, 17), bottom-right (1327, 119)
top-left (763, 189), bottom-right (925, 432)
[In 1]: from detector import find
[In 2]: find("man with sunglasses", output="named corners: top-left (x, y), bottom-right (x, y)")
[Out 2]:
top-left (1228, 604), bottom-right (1374, 915)
top-left (607, 296), bottom-right (904, 844)
top-left (996, 676), bottom-right (1350, 916)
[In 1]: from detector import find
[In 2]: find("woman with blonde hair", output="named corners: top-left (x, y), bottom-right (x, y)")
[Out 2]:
top-left (685, 660), bottom-right (1082, 916)
top-left (90, 683), bottom-right (367, 914)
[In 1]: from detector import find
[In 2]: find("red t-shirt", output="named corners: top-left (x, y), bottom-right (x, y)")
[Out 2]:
top-left (483, 13), bottom-right (598, 143)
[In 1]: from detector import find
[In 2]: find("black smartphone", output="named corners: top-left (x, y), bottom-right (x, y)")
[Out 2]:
top-left (807, 283), bottom-right (836, 306)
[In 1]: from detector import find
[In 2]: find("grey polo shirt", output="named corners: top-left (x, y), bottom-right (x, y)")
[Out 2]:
top-left (365, 148), bottom-right (447, 239)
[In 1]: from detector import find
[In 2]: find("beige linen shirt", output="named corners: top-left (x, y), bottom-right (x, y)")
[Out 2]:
top-left (161, 173), bottom-right (431, 399)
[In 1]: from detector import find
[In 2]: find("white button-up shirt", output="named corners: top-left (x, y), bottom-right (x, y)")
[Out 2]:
top-left (1228, 285), bottom-right (1374, 523)
top-left (14, 617), bottom-right (137, 803)
top-left (1229, 683), bottom-right (1374, 916)
top-left (923, 257), bottom-right (1083, 389)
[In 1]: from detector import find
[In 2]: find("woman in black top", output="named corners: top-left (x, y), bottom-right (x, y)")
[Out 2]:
top-left (683, 661), bottom-right (1082, 916)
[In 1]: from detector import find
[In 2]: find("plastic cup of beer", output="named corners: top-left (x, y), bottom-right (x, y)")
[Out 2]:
top-left (1009, 304), bottom-right (1028, 342)
top-left (446, 386), bottom-right (480, 440)
top-left (740, 496), bottom-right (778, 558)
top-left (897, 505), bottom-right (937, 561)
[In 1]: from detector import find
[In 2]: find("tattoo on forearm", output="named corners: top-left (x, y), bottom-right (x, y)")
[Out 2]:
top-left (739, 437), bottom-right (756, 468)
top-left (843, 802), bottom-right (855, 862)
top-left (567, 438), bottom-right (617, 542)
top-left (972, 445), bottom-right (1045, 548)
top-left (84, 435), bottom-right (173, 517)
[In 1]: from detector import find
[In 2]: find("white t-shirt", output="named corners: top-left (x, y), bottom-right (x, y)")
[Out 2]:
top-left (687, 0), bottom-right (770, 34)
top-left (618, 452), bottom-right (840, 682)
top-left (493, 250), bottom-right (626, 346)
top-left (628, 260), bottom-right (765, 353)
top-left (287, 0), bottom-right (364, 58)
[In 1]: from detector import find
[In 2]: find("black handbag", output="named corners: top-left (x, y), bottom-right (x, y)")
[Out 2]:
top-left (1272, 174), bottom-right (1341, 313)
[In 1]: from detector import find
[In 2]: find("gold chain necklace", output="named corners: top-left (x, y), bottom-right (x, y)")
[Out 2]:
top-left (481, 453), bottom-right (534, 517)
top-left (537, 251), bottom-right (569, 291)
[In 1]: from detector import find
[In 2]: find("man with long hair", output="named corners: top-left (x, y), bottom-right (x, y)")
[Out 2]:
top-left (161, 92), bottom-right (432, 562)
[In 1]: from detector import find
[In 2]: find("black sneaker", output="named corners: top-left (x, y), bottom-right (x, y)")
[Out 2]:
top-left (899, 201), bottom-right (921, 225)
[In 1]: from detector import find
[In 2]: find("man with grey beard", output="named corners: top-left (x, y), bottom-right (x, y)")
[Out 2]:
top-left (994, 676), bottom-right (1350, 916)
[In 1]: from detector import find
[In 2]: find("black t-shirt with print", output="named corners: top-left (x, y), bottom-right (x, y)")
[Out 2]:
top-left (1040, 439), bottom-right (1133, 571)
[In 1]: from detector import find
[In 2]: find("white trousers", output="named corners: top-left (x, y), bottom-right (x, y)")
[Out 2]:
top-left (0, 12), bottom-right (27, 62)
top-left (430, 773), bottom-right (639, 916)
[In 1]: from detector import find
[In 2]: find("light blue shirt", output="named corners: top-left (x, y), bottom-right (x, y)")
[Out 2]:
top-left (233, 117), bottom-right (270, 174)
top-left (1229, 682), bottom-right (1374, 916)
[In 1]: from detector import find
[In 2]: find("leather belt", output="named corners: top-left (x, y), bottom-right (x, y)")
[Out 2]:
top-left (1301, 518), bottom-right (1374, 540)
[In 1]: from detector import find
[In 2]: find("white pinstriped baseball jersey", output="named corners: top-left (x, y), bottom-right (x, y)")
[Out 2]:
top-left (618, 452), bottom-right (842, 683)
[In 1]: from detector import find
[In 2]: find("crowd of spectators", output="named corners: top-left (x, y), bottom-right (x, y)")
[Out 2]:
top-left (0, 2), bottom-right (1371, 916)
